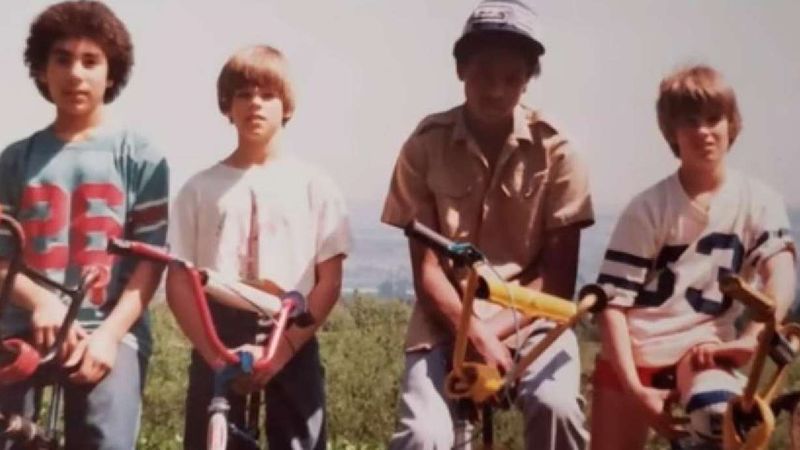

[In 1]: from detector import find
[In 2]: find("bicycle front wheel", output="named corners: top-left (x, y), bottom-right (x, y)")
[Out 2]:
top-left (791, 399), bottom-right (800, 450)
top-left (207, 412), bottom-right (229, 450)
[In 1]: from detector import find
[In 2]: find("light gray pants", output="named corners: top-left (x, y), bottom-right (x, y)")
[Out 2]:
top-left (388, 327), bottom-right (588, 450)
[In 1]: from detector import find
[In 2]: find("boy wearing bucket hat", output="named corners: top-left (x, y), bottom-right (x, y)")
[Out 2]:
top-left (382, 1), bottom-right (594, 448)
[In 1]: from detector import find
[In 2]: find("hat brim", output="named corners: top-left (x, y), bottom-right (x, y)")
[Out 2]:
top-left (453, 29), bottom-right (545, 61)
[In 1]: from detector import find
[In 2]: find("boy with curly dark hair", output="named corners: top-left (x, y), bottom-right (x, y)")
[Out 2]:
top-left (0, 2), bottom-right (168, 448)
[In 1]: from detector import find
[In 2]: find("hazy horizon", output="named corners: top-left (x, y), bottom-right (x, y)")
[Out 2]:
top-left (1, 1), bottom-right (798, 214)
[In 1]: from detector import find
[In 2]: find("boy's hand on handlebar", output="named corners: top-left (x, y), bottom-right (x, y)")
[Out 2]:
top-left (64, 328), bottom-right (119, 384)
top-left (689, 336), bottom-right (758, 370)
top-left (30, 296), bottom-right (84, 353)
top-left (468, 321), bottom-right (512, 373)
top-left (630, 385), bottom-right (686, 440)
top-left (230, 343), bottom-right (293, 394)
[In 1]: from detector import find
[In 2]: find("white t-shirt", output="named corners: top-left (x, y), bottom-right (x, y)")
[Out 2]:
top-left (598, 169), bottom-right (794, 367)
top-left (169, 153), bottom-right (351, 296)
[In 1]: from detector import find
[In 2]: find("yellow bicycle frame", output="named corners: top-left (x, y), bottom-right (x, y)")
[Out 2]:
top-left (444, 262), bottom-right (605, 405)
top-left (719, 275), bottom-right (800, 450)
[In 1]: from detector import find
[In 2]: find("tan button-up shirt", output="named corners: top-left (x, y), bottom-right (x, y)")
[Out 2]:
top-left (382, 104), bottom-right (594, 351)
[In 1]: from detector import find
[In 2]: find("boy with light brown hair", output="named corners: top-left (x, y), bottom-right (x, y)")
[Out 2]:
top-left (591, 65), bottom-right (796, 449)
top-left (168, 44), bottom-right (350, 450)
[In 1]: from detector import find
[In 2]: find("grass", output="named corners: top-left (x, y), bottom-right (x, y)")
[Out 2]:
top-left (137, 298), bottom-right (800, 449)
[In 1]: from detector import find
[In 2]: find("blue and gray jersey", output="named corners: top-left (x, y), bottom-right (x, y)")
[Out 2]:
top-left (0, 126), bottom-right (169, 356)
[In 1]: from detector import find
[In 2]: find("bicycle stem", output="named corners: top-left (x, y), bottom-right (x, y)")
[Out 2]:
top-left (452, 267), bottom-right (481, 379)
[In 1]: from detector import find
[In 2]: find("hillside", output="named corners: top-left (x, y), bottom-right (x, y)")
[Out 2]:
top-left (344, 204), bottom-right (800, 304)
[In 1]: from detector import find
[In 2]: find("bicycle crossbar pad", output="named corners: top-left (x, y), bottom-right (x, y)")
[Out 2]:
top-left (203, 271), bottom-right (283, 317)
top-left (476, 277), bottom-right (576, 322)
top-left (0, 339), bottom-right (40, 385)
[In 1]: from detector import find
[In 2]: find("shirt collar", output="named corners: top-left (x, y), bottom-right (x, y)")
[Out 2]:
top-left (451, 105), bottom-right (534, 147)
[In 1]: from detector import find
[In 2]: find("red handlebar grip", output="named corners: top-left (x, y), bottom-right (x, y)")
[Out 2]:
top-left (0, 339), bottom-right (40, 385)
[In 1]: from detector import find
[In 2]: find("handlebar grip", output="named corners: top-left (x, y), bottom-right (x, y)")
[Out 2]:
top-left (577, 283), bottom-right (615, 314)
top-left (0, 214), bottom-right (26, 251)
top-left (404, 220), bottom-right (484, 265)
top-left (0, 339), bottom-right (40, 385)
top-left (404, 220), bottom-right (455, 254)
top-left (281, 291), bottom-right (314, 327)
top-left (107, 238), bottom-right (173, 265)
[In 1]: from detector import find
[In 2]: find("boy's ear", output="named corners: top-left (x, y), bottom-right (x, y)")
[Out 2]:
top-left (456, 63), bottom-right (466, 81)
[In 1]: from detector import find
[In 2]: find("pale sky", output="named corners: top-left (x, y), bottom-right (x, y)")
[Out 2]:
top-left (1, 0), bottom-right (799, 216)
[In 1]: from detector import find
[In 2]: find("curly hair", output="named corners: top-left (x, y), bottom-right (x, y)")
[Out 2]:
top-left (217, 45), bottom-right (295, 125)
top-left (656, 65), bottom-right (742, 156)
top-left (24, 0), bottom-right (133, 103)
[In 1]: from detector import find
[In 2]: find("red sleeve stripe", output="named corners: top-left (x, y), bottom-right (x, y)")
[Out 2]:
top-left (130, 201), bottom-right (168, 227)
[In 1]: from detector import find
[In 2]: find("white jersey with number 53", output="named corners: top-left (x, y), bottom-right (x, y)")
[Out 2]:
top-left (597, 169), bottom-right (794, 367)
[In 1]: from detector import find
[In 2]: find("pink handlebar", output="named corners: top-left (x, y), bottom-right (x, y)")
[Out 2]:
top-left (107, 238), bottom-right (300, 374)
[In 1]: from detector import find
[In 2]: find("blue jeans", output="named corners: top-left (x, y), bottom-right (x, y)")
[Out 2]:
top-left (0, 343), bottom-right (147, 450)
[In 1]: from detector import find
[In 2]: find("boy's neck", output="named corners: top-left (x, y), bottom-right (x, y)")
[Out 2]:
top-left (464, 110), bottom-right (512, 169)
top-left (51, 108), bottom-right (104, 142)
top-left (224, 134), bottom-right (281, 168)
top-left (678, 164), bottom-right (726, 206)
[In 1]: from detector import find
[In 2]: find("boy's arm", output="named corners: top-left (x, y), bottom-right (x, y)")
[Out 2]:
top-left (249, 254), bottom-right (344, 386)
top-left (410, 240), bottom-right (512, 371)
top-left (382, 134), bottom-right (512, 370)
top-left (599, 306), bottom-right (642, 395)
top-left (66, 260), bottom-right (163, 383)
top-left (698, 249), bottom-right (796, 369)
top-left (486, 224), bottom-right (581, 341)
top-left (600, 305), bottom-right (683, 439)
top-left (66, 141), bottom-right (169, 383)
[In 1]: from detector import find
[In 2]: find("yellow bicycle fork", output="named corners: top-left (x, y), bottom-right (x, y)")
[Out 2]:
top-left (720, 275), bottom-right (800, 450)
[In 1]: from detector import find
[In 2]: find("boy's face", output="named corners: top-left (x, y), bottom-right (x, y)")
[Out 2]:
top-left (459, 47), bottom-right (529, 126)
top-left (39, 37), bottom-right (110, 117)
top-left (673, 112), bottom-right (731, 170)
top-left (226, 85), bottom-right (284, 144)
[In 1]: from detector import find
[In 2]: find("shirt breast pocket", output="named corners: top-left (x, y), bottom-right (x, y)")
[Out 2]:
top-left (499, 165), bottom-right (549, 240)
top-left (501, 163), bottom-right (548, 200)
top-left (427, 172), bottom-right (477, 235)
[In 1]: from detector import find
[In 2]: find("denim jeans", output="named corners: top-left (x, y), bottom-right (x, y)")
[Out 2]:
top-left (0, 342), bottom-right (147, 450)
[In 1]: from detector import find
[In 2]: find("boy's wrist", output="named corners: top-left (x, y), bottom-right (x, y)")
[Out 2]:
top-left (283, 333), bottom-right (297, 355)
top-left (95, 318), bottom-right (127, 344)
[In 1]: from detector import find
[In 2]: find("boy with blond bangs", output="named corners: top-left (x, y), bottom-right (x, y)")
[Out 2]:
top-left (0, 1), bottom-right (169, 449)
top-left (591, 65), bottom-right (796, 450)
top-left (167, 45), bottom-right (350, 450)
top-left (382, 1), bottom-right (594, 448)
